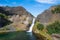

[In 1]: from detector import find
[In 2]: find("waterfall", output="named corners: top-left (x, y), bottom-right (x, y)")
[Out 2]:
top-left (27, 18), bottom-right (35, 32)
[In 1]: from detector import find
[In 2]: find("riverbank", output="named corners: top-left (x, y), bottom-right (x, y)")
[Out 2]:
top-left (32, 22), bottom-right (52, 40)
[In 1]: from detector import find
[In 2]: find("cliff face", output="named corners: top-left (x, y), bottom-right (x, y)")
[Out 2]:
top-left (0, 6), bottom-right (34, 31)
top-left (36, 5), bottom-right (60, 25)
top-left (33, 5), bottom-right (60, 40)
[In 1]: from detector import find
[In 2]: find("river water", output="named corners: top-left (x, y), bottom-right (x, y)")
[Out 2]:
top-left (0, 31), bottom-right (37, 40)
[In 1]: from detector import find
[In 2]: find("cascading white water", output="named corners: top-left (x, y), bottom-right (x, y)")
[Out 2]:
top-left (27, 18), bottom-right (35, 32)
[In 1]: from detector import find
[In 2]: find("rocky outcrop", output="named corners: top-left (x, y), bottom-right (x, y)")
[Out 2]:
top-left (0, 6), bottom-right (34, 31)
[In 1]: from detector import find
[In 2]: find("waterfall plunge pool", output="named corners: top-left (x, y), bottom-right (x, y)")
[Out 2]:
top-left (0, 18), bottom-right (36, 40)
top-left (0, 31), bottom-right (37, 40)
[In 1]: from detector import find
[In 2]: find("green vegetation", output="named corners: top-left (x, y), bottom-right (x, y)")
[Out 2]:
top-left (0, 26), bottom-right (11, 31)
top-left (47, 21), bottom-right (60, 34)
top-left (51, 5), bottom-right (60, 14)
top-left (34, 22), bottom-right (44, 31)
top-left (33, 22), bottom-right (52, 40)
top-left (37, 23), bottom-right (44, 31)
top-left (0, 13), bottom-right (8, 19)
top-left (0, 13), bottom-right (12, 27)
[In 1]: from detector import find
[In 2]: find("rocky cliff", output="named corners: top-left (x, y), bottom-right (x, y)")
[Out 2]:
top-left (33, 5), bottom-right (60, 40)
top-left (0, 6), bottom-right (34, 31)
top-left (36, 5), bottom-right (60, 25)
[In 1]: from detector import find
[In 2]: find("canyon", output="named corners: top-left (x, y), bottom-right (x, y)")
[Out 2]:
top-left (0, 5), bottom-right (60, 40)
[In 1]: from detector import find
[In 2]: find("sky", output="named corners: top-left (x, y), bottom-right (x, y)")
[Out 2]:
top-left (0, 0), bottom-right (60, 17)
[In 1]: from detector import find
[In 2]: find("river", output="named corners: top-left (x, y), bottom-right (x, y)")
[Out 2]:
top-left (0, 31), bottom-right (36, 40)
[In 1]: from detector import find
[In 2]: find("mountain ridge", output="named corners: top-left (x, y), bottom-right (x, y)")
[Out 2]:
top-left (33, 5), bottom-right (60, 40)
top-left (0, 6), bottom-right (34, 31)
top-left (36, 5), bottom-right (60, 25)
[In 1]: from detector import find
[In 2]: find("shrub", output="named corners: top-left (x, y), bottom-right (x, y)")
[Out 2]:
top-left (47, 21), bottom-right (60, 34)
top-left (51, 5), bottom-right (60, 14)
top-left (0, 13), bottom-right (8, 19)
top-left (0, 13), bottom-right (12, 27)
top-left (36, 22), bottom-right (44, 31)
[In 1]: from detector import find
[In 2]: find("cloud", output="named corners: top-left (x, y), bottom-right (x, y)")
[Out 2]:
top-left (35, 0), bottom-right (57, 4)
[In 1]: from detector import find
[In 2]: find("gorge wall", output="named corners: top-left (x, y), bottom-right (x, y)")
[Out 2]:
top-left (0, 6), bottom-right (34, 31)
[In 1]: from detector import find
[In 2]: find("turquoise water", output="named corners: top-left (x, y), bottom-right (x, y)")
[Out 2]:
top-left (0, 31), bottom-right (36, 40)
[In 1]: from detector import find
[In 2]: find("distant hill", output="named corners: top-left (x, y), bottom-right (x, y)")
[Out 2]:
top-left (0, 6), bottom-right (34, 31)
